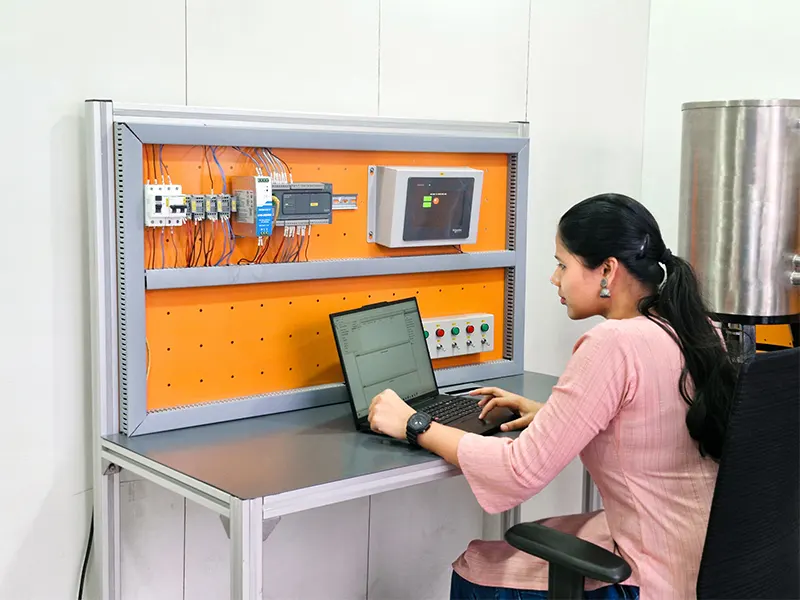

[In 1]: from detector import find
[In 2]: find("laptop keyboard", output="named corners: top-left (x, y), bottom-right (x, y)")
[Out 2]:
top-left (424, 395), bottom-right (481, 424)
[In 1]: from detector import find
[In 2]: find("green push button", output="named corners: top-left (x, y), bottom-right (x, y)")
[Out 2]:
top-left (480, 323), bottom-right (489, 332)
top-left (424, 330), bottom-right (429, 339)
top-left (451, 327), bottom-right (460, 336)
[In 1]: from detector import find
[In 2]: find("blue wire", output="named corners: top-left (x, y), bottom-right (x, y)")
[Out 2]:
top-left (217, 221), bottom-right (235, 267)
top-left (210, 147), bottom-right (227, 193)
top-left (215, 221), bottom-right (228, 266)
top-left (232, 147), bottom-right (262, 173)
top-left (256, 150), bottom-right (272, 176)
top-left (228, 234), bottom-right (235, 264)
top-left (214, 220), bottom-right (237, 266)
top-left (246, 147), bottom-right (270, 175)
top-left (221, 220), bottom-right (236, 265)
top-left (225, 221), bottom-right (235, 264)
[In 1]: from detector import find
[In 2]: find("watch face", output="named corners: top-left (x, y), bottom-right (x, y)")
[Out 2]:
top-left (409, 413), bottom-right (431, 432)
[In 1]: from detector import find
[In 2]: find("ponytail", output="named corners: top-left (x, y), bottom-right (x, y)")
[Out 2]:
top-left (640, 255), bottom-right (738, 460)
top-left (559, 193), bottom-right (737, 461)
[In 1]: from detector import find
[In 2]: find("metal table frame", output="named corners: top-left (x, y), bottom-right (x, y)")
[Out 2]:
top-left (92, 369), bottom-right (598, 599)
top-left (100, 435), bottom-right (511, 599)
top-left (95, 371), bottom-right (575, 600)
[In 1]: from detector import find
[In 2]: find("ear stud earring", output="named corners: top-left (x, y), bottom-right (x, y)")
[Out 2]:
top-left (600, 278), bottom-right (611, 298)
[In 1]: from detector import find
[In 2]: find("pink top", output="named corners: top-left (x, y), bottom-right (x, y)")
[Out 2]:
top-left (452, 316), bottom-right (719, 599)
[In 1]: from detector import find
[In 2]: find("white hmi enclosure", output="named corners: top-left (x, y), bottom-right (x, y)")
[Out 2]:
top-left (372, 166), bottom-right (484, 248)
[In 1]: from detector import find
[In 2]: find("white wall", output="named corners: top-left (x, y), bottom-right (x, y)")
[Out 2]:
top-left (0, 1), bottom-right (184, 598)
top-left (378, 0), bottom-right (530, 121)
top-left (186, 0), bottom-right (381, 116)
top-left (642, 0), bottom-right (800, 250)
top-left (523, 0), bottom-right (652, 378)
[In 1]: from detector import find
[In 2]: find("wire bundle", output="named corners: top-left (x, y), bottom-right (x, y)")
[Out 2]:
top-left (144, 145), bottom-right (308, 268)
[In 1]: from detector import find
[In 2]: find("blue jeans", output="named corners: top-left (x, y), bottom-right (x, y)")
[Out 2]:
top-left (450, 571), bottom-right (640, 600)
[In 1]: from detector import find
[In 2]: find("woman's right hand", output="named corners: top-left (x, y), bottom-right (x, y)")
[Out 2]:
top-left (470, 387), bottom-right (544, 432)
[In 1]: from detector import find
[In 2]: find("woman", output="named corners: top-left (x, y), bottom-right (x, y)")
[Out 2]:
top-left (367, 193), bottom-right (738, 599)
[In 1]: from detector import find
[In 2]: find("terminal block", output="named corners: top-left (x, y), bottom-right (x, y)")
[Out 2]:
top-left (189, 195), bottom-right (206, 221)
top-left (217, 194), bottom-right (232, 220)
top-left (205, 195), bottom-right (219, 221)
top-left (185, 194), bottom-right (233, 222)
top-left (144, 184), bottom-right (188, 227)
top-left (422, 313), bottom-right (495, 358)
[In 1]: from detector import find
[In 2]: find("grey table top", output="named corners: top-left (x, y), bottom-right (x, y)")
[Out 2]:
top-left (104, 371), bottom-right (558, 500)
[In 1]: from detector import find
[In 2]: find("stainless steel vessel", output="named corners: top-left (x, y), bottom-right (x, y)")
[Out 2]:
top-left (678, 99), bottom-right (800, 324)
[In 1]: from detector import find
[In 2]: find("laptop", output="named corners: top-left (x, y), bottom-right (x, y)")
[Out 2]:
top-left (329, 297), bottom-right (517, 437)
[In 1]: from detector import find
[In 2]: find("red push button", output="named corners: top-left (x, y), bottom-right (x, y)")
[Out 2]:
top-left (466, 325), bottom-right (475, 334)
top-left (435, 328), bottom-right (445, 338)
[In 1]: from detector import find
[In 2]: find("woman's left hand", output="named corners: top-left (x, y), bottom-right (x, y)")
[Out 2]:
top-left (368, 389), bottom-right (416, 440)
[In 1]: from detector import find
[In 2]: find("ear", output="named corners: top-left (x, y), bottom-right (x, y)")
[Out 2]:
top-left (603, 257), bottom-right (620, 285)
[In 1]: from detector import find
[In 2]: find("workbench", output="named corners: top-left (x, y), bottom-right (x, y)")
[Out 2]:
top-left (100, 371), bottom-right (559, 599)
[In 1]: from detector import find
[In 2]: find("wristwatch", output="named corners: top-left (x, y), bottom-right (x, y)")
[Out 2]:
top-left (406, 412), bottom-right (433, 447)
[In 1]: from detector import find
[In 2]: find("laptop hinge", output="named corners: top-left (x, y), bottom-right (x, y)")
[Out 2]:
top-left (414, 390), bottom-right (439, 404)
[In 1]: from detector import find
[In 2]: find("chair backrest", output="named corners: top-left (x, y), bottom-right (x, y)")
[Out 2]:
top-left (697, 347), bottom-right (800, 599)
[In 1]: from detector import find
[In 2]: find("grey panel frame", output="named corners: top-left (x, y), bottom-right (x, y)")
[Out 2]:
top-left (114, 103), bottom-right (527, 133)
top-left (115, 126), bottom-right (148, 435)
top-left (510, 143), bottom-right (529, 370)
top-left (127, 122), bottom-right (525, 154)
top-left (103, 102), bottom-right (529, 436)
top-left (146, 250), bottom-right (515, 290)
top-left (115, 102), bottom-right (528, 152)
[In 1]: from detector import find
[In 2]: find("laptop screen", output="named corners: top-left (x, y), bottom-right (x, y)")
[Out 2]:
top-left (331, 298), bottom-right (438, 420)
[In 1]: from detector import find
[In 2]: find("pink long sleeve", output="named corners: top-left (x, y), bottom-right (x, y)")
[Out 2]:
top-left (452, 316), bottom-right (719, 598)
top-left (456, 321), bottom-right (636, 514)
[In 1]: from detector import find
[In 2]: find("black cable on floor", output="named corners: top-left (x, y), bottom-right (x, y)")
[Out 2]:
top-left (78, 510), bottom-right (94, 600)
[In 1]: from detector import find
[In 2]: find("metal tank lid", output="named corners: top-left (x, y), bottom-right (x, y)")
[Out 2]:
top-left (682, 99), bottom-right (800, 110)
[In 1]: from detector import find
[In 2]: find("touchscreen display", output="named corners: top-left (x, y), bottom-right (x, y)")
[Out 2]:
top-left (402, 177), bottom-right (474, 242)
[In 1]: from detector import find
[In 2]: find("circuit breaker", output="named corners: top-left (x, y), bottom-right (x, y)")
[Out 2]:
top-left (421, 313), bottom-right (495, 358)
top-left (144, 184), bottom-right (188, 227)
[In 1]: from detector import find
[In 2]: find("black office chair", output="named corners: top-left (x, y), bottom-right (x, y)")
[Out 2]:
top-left (505, 347), bottom-right (800, 599)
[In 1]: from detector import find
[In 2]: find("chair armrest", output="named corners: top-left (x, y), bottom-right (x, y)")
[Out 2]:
top-left (505, 522), bottom-right (632, 584)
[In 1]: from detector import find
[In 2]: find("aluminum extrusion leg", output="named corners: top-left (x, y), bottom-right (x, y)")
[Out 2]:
top-left (230, 497), bottom-right (264, 600)
top-left (582, 468), bottom-right (603, 513)
top-left (500, 504), bottom-right (522, 533)
top-left (95, 465), bottom-right (121, 599)
top-left (86, 98), bottom-right (122, 600)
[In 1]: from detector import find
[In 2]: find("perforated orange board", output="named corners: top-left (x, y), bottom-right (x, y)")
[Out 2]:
top-left (146, 269), bottom-right (507, 410)
top-left (143, 147), bottom-right (510, 412)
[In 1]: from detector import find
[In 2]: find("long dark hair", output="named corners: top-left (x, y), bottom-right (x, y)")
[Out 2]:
top-left (558, 193), bottom-right (737, 460)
